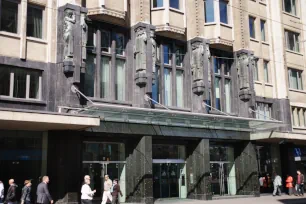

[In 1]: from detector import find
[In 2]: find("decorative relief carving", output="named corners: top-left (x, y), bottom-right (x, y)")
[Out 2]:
top-left (63, 9), bottom-right (76, 61)
top-left (134, 26), bottom-right (147, 86)
top-left (81, 13), bottom-right (88, 64)
top-left (151, 30), bottom-right (157, 85)
top-left (191, 41), bottom-right (205, 95)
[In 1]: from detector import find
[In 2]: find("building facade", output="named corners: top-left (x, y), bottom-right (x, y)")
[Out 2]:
top-left (0, 0), bottom-right (305, 203)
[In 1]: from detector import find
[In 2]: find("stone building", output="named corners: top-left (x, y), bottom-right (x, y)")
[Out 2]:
top-left (0, 0), bottom-right (305, 203)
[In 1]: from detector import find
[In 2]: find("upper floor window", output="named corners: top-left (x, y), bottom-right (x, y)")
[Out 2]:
top-left (260, 20), bottom-right (266, 42)
top-left (255, 102), bottom-right (272, 120)
top-left (153, 0), bottom-right (163, 8)
top-left (288, 68), bottom-right (303, 90)
top-left (0, 65), bottom-right (42, 100)
top-left (285, 30), bottom-right (300, 52)
top-left (170, 0), bottom-right (179, 9)
top-left (27, 5), bottom-right (43, 39)
top-left (253, 59), bottom-right (259, 81)
top-left (291, 106), bottom-right (306, 127)
top-left (263, 60), bottom-right (269, 83)
top-left (249, 16), bottom-right (256, 39)
top-left (0, 0), bottom-right (18, 33)
top-left (283, 0), bottom-right (297, 16)
top-left (163, 44), bottom-right (172, 65)
top-left (204, 0), bottom-right (214, 23)
top-left (219, 0), bottom-right (228, 24)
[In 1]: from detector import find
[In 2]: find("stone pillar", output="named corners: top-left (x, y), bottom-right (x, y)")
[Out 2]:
top-left (273, 99), bottom-right (292, 132)
top-left (235, 141), bottom-right (259, 196)
top-left (186, 139), bottom-right (212, 200)
top-left (235, 49), bottom-right (257, 118)
top-left (126, 136), bottom-right (153, 204)
top-left (188, 37), bottom-right (210, 113)
top-left (131, 23), bottom-right (156, 108)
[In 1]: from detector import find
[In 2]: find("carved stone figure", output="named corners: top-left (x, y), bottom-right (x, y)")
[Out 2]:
top-left (238, 52), bottom-right (250, 90)
top-left (81, 13), bottom-right (88, 63)
top-left (134, 27), bottom-right (147, 86)
top-left (191, 41), bottom-right (204, 82)
top-left (151, 30), bottom-right (157, 84)
top-left (63, 10), bottom-right (76, 60)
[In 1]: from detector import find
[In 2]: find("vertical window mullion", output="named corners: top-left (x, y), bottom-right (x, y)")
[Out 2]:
top-left (26, 74), bottom-right (30, 99)
top-left (38, 75), bottom-right (42, 100)
top-left (160, 44), bottom-right (165, 105)
top-left (220, 61), bottom-right (225, 112)
top-left (96, 28), bottom-right (101, 98)
top-left (10, 72), bottom-right (14, 97)
top-left (172, 43), bottom-right (176, 107)
top-left (211, 57), bottom-right (216, 109)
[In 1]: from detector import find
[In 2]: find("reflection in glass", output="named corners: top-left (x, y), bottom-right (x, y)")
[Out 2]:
top-left (115, 60), bottom-right (125, 101)
top-left (153, 144), bottom-right (185, 160)
top-left (0, 67), bottom-right (10, 96)
top-left (84, 55), bottom-right (95, 97)
top-left (215, 77), bottom-right (221, 111)
top-left (83, 142), bottom-right (125, 161)
top-left (0, 0), bottom-right (18, 33)
top-left (27, 6), bottom-right (43, 39)
top-left (152, 67), bottom-right (160, 103)
top-left (219, 0), bottom-right (228, 24)
top-left (100, 57), bottom-right (110, 98)
top-left (225, 79), bottom-right (231, 113)
top-left (29, 71), bottom-right (41, 99)
top-left (176, 70), bottom-right (184, 108)
top-left (13, 69), bottom-right (27, 98)
top-left (164, 68), bottom-right (172, 106)
top-left (205, 0), bottom-right (214, 23)
top-left (115, 33), bottom-right (124, 55)
top-left (153, 0), bottom-right (163, 7)
top-left (101, 30), bottom-right (111, 53)
top-left (163, 45), bottom-right (171, 65)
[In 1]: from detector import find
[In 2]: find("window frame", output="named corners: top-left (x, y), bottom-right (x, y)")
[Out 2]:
top-left (0, 0), bottom-right (20, 34)
top-left (263, 60), bottom-right (269, 83)
top-left (253, 59), bottom-right (259, 81)
top-left (255, 102), bottom-right (272, 120)
top-left (285, 30), bottom-right (300, 53)
top-left (26, 3), bottom-right (44, 39)
top-left (152, 0), bottom-right (164, 8)
top-left (249, 16), bottom-right (256, 39)
top-left (169, 0), bottom-right (180, 10)
top-left (291, 106), bottom-right (306, 127)
top-left (219, 0), bottom-right (229, 25)
top-left (283, 0), bottom-right (297, 16)
top-left (260, 19), bottom-right (266, 42)
top-left (204, 0), bottom-right (215, 23)
top-left (288, 68), bottom-right (303, 90)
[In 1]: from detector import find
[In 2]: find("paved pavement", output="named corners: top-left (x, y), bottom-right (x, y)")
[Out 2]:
top-left (154, 195), bottom-right (306, 204)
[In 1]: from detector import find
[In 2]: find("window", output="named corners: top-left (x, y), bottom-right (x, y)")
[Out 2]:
top-left (285, 30), bottom-right (300, 52)
top-left (152, 66), bottom-right (160, 103)
top-left (0, 66), bottom-right (42, 100)
top-left (170, 0), bottom-right (179, 9)
top-left (253, 60), bottom-right (259, 81)
top-left (0, 0), bottom-right (18, 33)
top-left (101, 56), bottom-right (110, 98)
top-left (284, 0), bottom-right (296, 16)
top-left (101, 30), bottom-right (111, 53)
top-left (260, 20), bottom-right (266, 41)
top-left (291, 107), bottom-right (306, 127)
top-left (115, 33), bottom-right (124, 55)
top-left (263, 61), bottom-right (269, 83)
top-left (255, 102), bottom-right (272, 120)
top-left (27, 5), bottom-right (43, 39)
top-left (115, 59), bottom-right (125, 101)
top-left (249, 16), bottom-right (256, 39)
top-left (219, 0), bottom-right (228, 24)
top-left (153, 0), bottom-right (163, 8)
top-left (163, 44), bottom-right (172, 65)
top-left (164, 68), bottom-right (172, 106)
top-left (84, 55), bottom-right (95, 97)
top-left (176, 70), bottom-right (184, 108)
top-left (87, 26), bottom-right (96, 50)
top-left (175, 46), bottom-right (183, 67)
top-left (288, 68), bottom-right (303, 90)
top-left (205, 0), bottom-right (214, 23)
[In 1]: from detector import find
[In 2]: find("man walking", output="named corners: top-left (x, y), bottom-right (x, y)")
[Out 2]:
top-left (273, 172), bottom-right (282, 196)
top-left (21, 180), bottom-right (32, 204)
top-left (111, 179), bottom-right (122, 204)
top-left (101, 175), bottom-right (112, 204)
top-left (0, 181), bottom-right (4, 204)
top-left (296, 170), bottom-right (304, 196)
top-left (5, 179), bottom-right (17, 204)
top-left (81, 175), bottom-right (96, 204)
top-left (37, 176), bottom-right (53, 204)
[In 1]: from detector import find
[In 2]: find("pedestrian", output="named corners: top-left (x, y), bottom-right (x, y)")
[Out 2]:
top-left (4, 179), bottom-right (17, 204)
top-left (111, 179), bottom-right (122, 204)
top-left (296, 170), bottom-right (304, 196)
top-left (21, 180), bottom-right (32, 204)
top-left (273, 172), bottom-right (282, 196)
top-left (81, 175), bottom-right (96, 204)
top-left (286, 175), bottom-right (293, 195)
top-left (36, 176), bottom-right (53, 204)
top-left (0, 181), bottom-right (4, 204)
top-left (101, 175), bottom-right (112, 204)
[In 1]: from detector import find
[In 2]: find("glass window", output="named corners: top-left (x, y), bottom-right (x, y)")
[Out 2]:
top-left (101, 30), bottom-right (111, 53)
top-left (84, 55), bottom-right (95, 97)
top-left (27, 5), bottom-right (43, 39)
top-left (170, 0), bottom-right (179, 9)
top-left (285, 30), bottom-right (300, 52)
top-left (153, 144), bottom-right (185, 160)
top-left (0, 0), bottom-right (18, 33)
top-left (249, 16), bottom-right (256, 39)
top-left (264, 61), bottom-right (269, 83)
top-left (0, 67), bottom-right (10, 96)
top-left (115, 33), bottom-right (124, 55)
top-left (163, 44), bottom-right (172, 65)
top-left (256, 102), bottom-right (272, 120)
top-left (152, 67), bottom-right (160, 103)
top-left (260, 20), bottom-right (266, 42)
top-left (253, 60), bottom-right (259, 81)
top-left (83, 142), bottom-right (125, 161)
top-left (288, 68), bottom-right (303, 90)
top-left (219, 0), bottom-right (228, 24)
top-left (164, 68), bottom-right (172, 106)
top-left (100, 57), bottom-right (110, 98)
top-left (176, 70), bottom-right (184, 108)
top-left (225, 79), bottom-right (231, 113)
top-left (205, 0), bottom-right (214, 23)
top-left (153, 0), bottom-right (163, 7)
top-left (29, 70), bottom-right (41, 99)
top-left (87, 26), bottom-right (96, 50)
top-left (115, 59), bottom-right (125, 101)
top-left (284, 0), bottom-right (296, 16)
top-left (175, 46), bottom-right (183, 67)
top-left (215, 77), bottom-right (221, 111)
top-left (13, 69), bottom-right (27, 98)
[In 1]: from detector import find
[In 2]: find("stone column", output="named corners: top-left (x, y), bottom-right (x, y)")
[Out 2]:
top-left (125, 136), bottom-right (153, 204)
top-left (186, 139), bottom-right (212, 200)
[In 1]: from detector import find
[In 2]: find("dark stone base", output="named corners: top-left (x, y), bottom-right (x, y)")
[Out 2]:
top-left (63, 60), bottom-right (75, 73)
top-left (126, 196), bottom-right (153, 204)
top-left (135, 71), bottom-right (147, 87)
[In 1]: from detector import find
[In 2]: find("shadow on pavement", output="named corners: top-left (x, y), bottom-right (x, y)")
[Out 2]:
top-left (277, 198), bottom-right (306, 204)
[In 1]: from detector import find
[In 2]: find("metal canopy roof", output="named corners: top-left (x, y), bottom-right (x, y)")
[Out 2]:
top-left (78, 103), bottom-right (287, 132)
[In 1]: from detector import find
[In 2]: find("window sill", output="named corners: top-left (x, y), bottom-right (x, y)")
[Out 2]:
top-left (89, 97), bottom-right (132, 106)
top-left (286, 49), bottom-right (303, 56)
top-left (250, 38), bottom-right (259, 43)
top-left (265, 83), bottom-right (273, 87)
top-left (209, 110), bottom-right (237, 117)
top-left (0, 31), bottom-right (20, 39)
top-left (155, 104), bottom-right (191, 112)
top-left (26, 37), bottom-right (48, 44)
top-left (169, 7), bottom-right (184, 15)
top-left (204, 22), bottom-right (217, 26)
top-left (254, 81), bottom-right (263, 85)
top-left (282, 11), bottom-right (300, 19)
top-left (293, 126), bottom-right (306, 130)
top-left (259, 1), bottom-right (267, 6)
top-left (151, 7), bottom-right (166, 11)
top-left (289, 88), bottom-right (306, 94)
top-left (220, 23), bottom-right (232, 28)
top-left (262, 41), bottom-right (269, 46)
top-left (0, 96), bottom-right (46, 105)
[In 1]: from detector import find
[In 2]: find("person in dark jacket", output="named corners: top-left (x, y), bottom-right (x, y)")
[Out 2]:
top-left (5, 179), bottom-right (17, 204)
top-left (111, 179), bottom-right (122, 204)
top-left (21, 180), bottom-right (32, 204)
top-left (36, 176), bottom-right (53, 204)
top-left (296, 170), bottom-right (305, 196)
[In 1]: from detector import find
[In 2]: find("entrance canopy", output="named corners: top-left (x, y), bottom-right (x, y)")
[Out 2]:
top-left (78, 103), bottom-right (286, 132)
top-left (0, 108), bottom-right (100, 131)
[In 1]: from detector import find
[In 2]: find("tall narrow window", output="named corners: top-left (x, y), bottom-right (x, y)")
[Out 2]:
top-left (170, 0), bottom-right (179, 9)
top-left (215, 77), bottom-right (221, 111)
top-left (0, 0), bottom-right (18, 33)
top-left (285, 30), bottom-right (300, 52)
top-left (164, 68), bottom-right (172, 106)
top-left (13, 69), bottom-right (27, 98)
top-left (225, 79), bottom-right (231, 113)
top-left (84, 55), bottom-right (96, 97)
top-left (256, 102), bottom-right (272, 120)
top-left (115, 60), bottom-right (125, 101)
top-left (29, 71), bottom-right (41, 99)
top-left (205, 0), bottom-right (214, 23)
top-left (260, 20), bottom-right (266, 42)
top-left (284, 0), bottom-right (296, 16)
top-left (87, 26), bottom-right (96, 50)
top-left (176, 70), bottom-right (184, 108)
top-left (264, 61), bottom-right (269, 83)
top-left (253, 60), bottom-right (259, 81)
top-left (175, 46), bottom-right (183, 67)
top-left (163, 44), bottom-right (172, 65)
top-left (27, 5), bottom-right (43, 39)
top-left (288, 68), bottom-right (303, 90)
top-left (153, 0), bottom-right (163, 8)
top-left (249, 16), bottom-right (256, 39)
top-left (101, 30), bottom-right (111, 53)
top-left (0, 67), bottom-right (10, 96)
top-left (100, 57), bottom-right (110, 98)
top-left (152, 66), bottom-right (160, 103)
top-left (219, 0), bottom-right (228, 24)
top-left (115, 33), bottom-right (124, 55)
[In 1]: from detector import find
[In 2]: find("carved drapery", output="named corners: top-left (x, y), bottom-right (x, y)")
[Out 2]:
top-left (191, 41), bottom-right (205, 95)
top-left (63, 9), bottom-right (76, 61)
top-left (134, 26), bottom-right (147, 86)
top-left (81, 13), bottom-right (88, 65)
top-left (151, 30), bottom-right (157, 85)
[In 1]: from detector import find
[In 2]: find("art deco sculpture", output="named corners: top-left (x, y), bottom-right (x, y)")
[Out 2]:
top-left (151, 30), bottom-right (157, 85)
top-left (81, 13), bottom-right (88, 64)
top-left (191, 41), bottom-right (205, 95)
top-left (134, 27), bottom-right (147, 86)
top-left (63, 10), bottom-right (76, 61)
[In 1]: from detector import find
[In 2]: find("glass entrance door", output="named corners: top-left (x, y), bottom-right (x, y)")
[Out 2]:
top-left (210, 162), bottom-right (236, 196)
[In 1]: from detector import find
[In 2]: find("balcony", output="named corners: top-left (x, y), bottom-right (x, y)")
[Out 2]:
top-left (86, 0), bottom-right (127, 25)
top-left (151, 0), bottom-right (186, 39)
